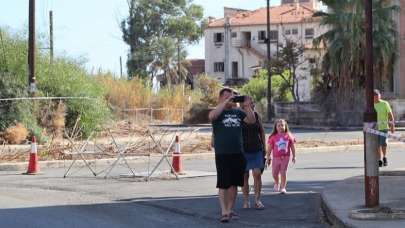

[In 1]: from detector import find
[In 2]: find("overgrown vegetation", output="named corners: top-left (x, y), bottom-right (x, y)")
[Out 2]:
top-left (98, 73), bottom-right (205, 123)
top-left (0, 28), bottom-right (110, 141)
top-left (240, 69), bottom-right (293, 119)
top-left (241, 69), bottom-right (293, 103)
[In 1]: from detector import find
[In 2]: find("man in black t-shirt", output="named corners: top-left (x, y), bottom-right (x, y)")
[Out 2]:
top-left (209, 88), bottom-right (255, 223)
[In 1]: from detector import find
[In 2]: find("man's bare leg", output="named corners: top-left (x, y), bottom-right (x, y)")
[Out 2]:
top-left (227, 186), bottom-right (237, 213)
top-left (218, 189), bottom-right (230, 216)
top-left (382, 146), bottom-right (388, 166)
top-left (382, 146), bottom-right (387, 158)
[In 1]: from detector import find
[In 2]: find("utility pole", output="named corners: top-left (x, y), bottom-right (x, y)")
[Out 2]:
top-left (364, 0), bottom-right (379, 208)
top-left (28, 0), bottom-right (36, 94)
top-left (120, 56), bottom-right (123, 79)
top-left (224, 17), bottom-right (230, 82)
top-left (49, 10), bottom-right (54, 64)
top-left (177, 41), bottom-right (181, 84)
top-left (266, 0), bottom-right (273, 121)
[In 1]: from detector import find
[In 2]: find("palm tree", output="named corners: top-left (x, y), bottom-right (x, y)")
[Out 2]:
top-left (313, 0), bottom-right (398, 124)
top-left (149, 37), bottom-right (190, 87)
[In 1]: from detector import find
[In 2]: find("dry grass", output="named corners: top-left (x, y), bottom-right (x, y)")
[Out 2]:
top-left (98, 76), bottom-right (201, 123)
top-left (98, 76), bottom-right (152, 110)
top-left (52, 101), bottom-right (66, 138)
top-left (3, 123), bottom-right (29, 144)
top-left (296, 140), bottom-right (363, 148)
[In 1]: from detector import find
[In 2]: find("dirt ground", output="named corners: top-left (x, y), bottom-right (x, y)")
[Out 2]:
top-left (0, 134), bottom-right (363, 163)
top-left (4, 121), bottom-right (398, 163)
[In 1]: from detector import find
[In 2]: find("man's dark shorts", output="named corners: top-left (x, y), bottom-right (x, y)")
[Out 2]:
top-left (215, 153), bottom-right (246, 189)
top-left (378, 130), bottom-right (388, 147)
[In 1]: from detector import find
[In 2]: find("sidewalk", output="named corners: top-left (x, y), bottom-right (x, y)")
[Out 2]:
top-left (322, 169), bottom-right (405, 228)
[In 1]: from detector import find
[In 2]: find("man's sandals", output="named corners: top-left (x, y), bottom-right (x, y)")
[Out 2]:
top-left (220, 214), bottom-right (230, 223)
top-left (220, 212), bottom-right (240, 223)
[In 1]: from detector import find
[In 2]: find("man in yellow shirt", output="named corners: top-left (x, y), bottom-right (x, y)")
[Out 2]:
top-left (373, 89), bottom-right (395, 167)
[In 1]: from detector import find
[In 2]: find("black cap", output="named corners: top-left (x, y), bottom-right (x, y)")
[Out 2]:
top-left (373, 89), bottom-right (381, 95)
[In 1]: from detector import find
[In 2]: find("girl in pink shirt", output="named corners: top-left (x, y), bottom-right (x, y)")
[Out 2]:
top-left (266, 119), bottom-right (296, 194)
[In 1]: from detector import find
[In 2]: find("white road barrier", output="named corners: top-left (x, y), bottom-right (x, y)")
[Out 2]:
top-left (363, 122), bottom-right (405, 143)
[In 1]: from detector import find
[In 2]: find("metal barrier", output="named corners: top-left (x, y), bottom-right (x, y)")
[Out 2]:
top-left (118, 108), bottom-right (184, 124)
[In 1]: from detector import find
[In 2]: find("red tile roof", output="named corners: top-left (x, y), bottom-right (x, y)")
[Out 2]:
top-left (207, 4), bottom-right (319, 28)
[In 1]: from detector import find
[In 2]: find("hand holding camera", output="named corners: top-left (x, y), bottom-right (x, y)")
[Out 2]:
top-left (232, 95), bottom-right (245, 103)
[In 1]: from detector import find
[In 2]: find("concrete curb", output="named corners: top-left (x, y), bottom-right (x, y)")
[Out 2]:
top-left (2, 143), bottom-right (405, 172)
top-left (321, 191), bottom-right (352, 228)
top-left (320, 171), bottom-right (405, 227)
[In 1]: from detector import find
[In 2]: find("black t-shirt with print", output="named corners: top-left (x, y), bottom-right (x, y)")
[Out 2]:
top-left (212, 109), bottom-right (246, 155)
top-left (242, 112), bottom-right (264, 153)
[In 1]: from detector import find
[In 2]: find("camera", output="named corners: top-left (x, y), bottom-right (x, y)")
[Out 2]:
top-left (232, 95), bottom-right (245, 103)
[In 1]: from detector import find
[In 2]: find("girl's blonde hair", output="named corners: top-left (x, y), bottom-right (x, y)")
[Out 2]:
top-left (270, 119), bottom-right (290, 137)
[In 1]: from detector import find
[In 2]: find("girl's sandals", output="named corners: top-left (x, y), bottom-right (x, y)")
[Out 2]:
top-left (220, 214), bottom-right (230, 223)
top-left (254, 201), bottom-right (265, 210)
top-left (243, 200), bottom-right (251, 209)
top-left (230, 212), bottom-right (240, 220)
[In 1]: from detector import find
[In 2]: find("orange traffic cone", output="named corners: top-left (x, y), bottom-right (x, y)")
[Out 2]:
top-left (26, 136), bottom-right (40, 174)
top-left (172, 135), bottom-right (183, 174)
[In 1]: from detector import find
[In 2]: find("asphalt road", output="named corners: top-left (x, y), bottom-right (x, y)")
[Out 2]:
top-left (1, 142), bottom-right (405, 227)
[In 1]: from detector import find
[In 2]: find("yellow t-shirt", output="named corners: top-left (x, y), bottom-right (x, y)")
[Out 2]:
top-left (374, 100), bottom-right (392, 130)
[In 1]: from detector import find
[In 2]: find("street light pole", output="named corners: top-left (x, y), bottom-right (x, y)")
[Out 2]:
top-left (364, 0), bottom-right (379, 208)
top-left (266, 0), bottom-right (273, 121)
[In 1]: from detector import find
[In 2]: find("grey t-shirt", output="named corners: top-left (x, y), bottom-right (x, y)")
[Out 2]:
top-left (212, 109), bottom-right (246, 155)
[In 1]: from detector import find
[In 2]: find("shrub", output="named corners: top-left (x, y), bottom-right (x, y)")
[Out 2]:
top-left (3, 123), bottom-right (29, 144)
top-left (194, 74), bottom-right (221, 107)
top-left (0, 28), bottom-right (110, 139)
top-left (98, 75), bottom-right (152, 109)
top-left (240, 69), bottom-right (293, 103)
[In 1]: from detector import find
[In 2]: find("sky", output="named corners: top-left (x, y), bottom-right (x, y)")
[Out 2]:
top-left (0, 0), bottom-right (281, 76)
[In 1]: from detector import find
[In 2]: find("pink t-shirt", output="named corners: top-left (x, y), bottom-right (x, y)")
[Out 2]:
top-left (268, 133), bottom-right (295, 157)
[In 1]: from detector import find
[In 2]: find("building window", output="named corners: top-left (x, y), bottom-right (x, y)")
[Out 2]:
top-left (258, 30), bottom-right (266, 42)
top-left (305, 28), bottom-right (314, 39)
top-left (214, 62), bottom-right (224, 72)
top-left (231, 32), bottom-right (237, 38)
top-left (214, 33), bottom-right (224, 43)
top-left (285, 29), bottom-right (291, 35)
top-left (269, 30), bottom-right (278, 42)
top-left (292, 28), bottom-right (298, 35)
top-left (308, 58), bottom-right (316, 64)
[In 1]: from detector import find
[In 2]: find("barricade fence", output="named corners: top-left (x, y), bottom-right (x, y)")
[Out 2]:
top-left (363, 121), bottom-right (405, 143)
top-left (116, 107), bottom-right (185, 124)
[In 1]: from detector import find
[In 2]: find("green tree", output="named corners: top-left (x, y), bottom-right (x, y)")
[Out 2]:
top-left (121, 0), bottom-right (205, 81)
top-left (149, 37), bottom-right (190, 87)
top-left (270, 39), bottom-right (305, 102)
top-left (241, 69), bottom-right (293, 103)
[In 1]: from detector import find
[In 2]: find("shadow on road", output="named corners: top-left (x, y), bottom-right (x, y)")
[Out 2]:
top-left (0, 178), bottom-right (338, 228)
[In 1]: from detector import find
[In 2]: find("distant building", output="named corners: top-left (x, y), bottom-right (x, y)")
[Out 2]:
top-left (186, 59), bottom-right (205, 89)
top-left (186, 59), bottom-right (205, 77)
top-left (204, 0), bottom-right (326, 101)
